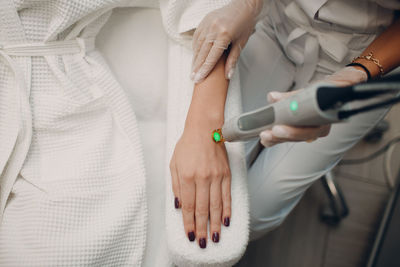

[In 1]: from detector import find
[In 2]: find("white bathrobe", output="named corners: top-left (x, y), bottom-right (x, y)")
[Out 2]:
top-left (0, 0), bottom-right (248, 266)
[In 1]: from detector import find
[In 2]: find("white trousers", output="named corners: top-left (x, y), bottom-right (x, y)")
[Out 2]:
top-left (240, 21), bottom-right (389, 240)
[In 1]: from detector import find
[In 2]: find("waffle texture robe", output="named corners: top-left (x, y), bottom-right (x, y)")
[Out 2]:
top-left (0, 0), bottom-right (247, 266)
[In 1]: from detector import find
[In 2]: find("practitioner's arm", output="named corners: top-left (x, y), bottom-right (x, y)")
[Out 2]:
top-left (170, 53), bottom-right (230, 248)
top-left (260, 18), bottom-right (400, 147)
top-left (352, 18), bottom-right (400, 78)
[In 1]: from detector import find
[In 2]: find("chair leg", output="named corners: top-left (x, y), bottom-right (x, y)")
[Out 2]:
top-left (320, 171), bottom-right (350, 225)
top-left (363, 119), bottom-right (389, 144)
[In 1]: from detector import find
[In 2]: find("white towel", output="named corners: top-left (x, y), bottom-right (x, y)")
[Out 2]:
top-left (165, 40), bottom-right (249, 267)
top-left (98, 3), bottom-right (250, 265)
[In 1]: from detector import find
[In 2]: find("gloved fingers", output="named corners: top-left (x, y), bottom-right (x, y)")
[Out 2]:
top-left (192, 29), bottom-right (208, 71)
top-left (267, 90), bottom-right (301, 103)
top-left (209, 180), bottom-right (223, 243)
top-left (225, 42), bottom-right (242, 80)
top-left (169, 157), bottom-right (181, 209)
top-left (193, 38), bottom-right (229, 83)
top-left (259, 130), bottom-right (283, 147)
top-left (192, 26), bottom-right (203, 51)
top-left (267, 67), bottom-right (367, 103)
top-left (259, 124), bottom-right (331, 147)
top-left (195, 178), bottom-right (211, 249)
top-left (191, 35), bottom-right (216, 82)
top-left (324, 66), bottom-right (368, 86)
top-left (259, 136), bottom-right (280, 147)
top-left (193, 31), bottom-right (218, 69)
top-left (192, 9), bottom-right (215, 51)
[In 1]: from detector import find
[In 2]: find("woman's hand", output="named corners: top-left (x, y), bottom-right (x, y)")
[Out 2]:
top-left (259, 66), bottom-right (368, 147)
top-left (170, 119), bottom-right (231, 248)
top-left (191, 0), bottom-right (264, 83)
top-left (171, 49), bottom-right (230, 248)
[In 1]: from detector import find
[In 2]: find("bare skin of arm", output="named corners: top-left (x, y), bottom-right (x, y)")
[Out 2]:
top-left (170, 53), bottom-right (230, 248)
top-left (353, 18), bottom-right (400, 78)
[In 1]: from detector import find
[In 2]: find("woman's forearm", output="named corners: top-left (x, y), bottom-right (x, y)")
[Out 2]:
top-left (354, 18), bottom-right (400, 78)
top-left (171, 52), bottom-right (231, 248)
top-left (185, 53), bottom-right (228, 132)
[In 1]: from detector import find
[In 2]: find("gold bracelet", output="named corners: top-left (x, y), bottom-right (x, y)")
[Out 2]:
top-left (352, 52), bottom-right (384, 78)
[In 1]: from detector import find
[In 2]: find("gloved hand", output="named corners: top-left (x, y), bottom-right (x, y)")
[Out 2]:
top-left (323, 65), bottom-right (369, 86)
top-left (191, 0), bottom-right (264, 83)
top-left (259, 66), bottom-right (368, 147)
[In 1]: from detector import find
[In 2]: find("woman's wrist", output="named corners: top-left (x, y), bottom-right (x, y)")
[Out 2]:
top-left (185, 112), bottom-right (224, 132)
top-left (352, 58), bottom-right (381, 79)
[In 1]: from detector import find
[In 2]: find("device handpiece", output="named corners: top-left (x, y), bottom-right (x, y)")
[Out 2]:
top-left (222, 83), bottom-right (341, 142)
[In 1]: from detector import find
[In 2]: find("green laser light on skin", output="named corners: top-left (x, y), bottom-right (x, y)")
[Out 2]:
top-left (213, 132), bottom-right (222, 142)
top-left (212, 129), bottom-right (225, 143)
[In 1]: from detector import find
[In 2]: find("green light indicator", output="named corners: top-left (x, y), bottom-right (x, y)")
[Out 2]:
top-left (213, 131), bottom-right (221, 142)
top-left (290, 100), bottom-right (298, 112)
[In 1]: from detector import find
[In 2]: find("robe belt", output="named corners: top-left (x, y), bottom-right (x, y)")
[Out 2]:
top-left (0, 37), bottom-right (95, 221)
top-left (0, 37), bottom-right (95, 57)
top-left (282, 2), bottom-right (352, 87)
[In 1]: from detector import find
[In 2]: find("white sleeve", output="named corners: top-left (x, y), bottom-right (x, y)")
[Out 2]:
top-left (159, 0), bottom-right (232, 44)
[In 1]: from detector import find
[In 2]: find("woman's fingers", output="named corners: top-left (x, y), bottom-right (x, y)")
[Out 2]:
top-left (180, 173), bottom-right (196, 242)
top-left (169, 158), bottom-right (181, 209)
top-left (195, 177), bottom-right (211, 248)
top-left (221, 173), bottom-right (231, 227)
top-left (209, 180), bottom-right (222, 243)
top-left (271, 125), bottom-right (330, 141)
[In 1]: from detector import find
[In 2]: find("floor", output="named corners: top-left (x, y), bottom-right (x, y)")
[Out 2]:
top-left (236, 104), bottom-right (400, 267)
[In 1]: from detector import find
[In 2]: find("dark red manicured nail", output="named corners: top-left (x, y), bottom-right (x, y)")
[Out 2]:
top-left (224, 217), bottom-right (230, 227)
top-left (212, 232), bottom-right (219, 243)
top-left (174, 197), bottom-right (179, 209)
top-left (188, 231), bottom-right (195, 242)
top-left (199, 238), bottom-right (206, 249)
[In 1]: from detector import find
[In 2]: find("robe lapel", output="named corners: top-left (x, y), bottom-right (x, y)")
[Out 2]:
top-left (0, 0), bottom-right (32, 222)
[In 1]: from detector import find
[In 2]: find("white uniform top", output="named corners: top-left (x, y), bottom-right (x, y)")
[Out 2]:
top-left (265, 0), bottom-right (400, 87)
top-left (295, 0), bottom-right (398, 31)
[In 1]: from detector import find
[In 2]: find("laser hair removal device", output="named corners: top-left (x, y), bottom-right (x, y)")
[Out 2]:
top-left (221, 74), bottom-right (400, 142)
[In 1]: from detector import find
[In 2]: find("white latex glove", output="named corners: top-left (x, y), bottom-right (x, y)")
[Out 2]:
top-left (259, 66), bottom-right (368, 147)
top-left (323, 66), bottom-right (369, 86)
top-left (191, 0), bottom-right (264, 83)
